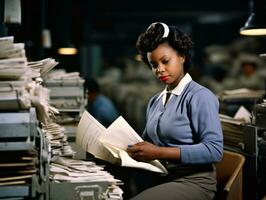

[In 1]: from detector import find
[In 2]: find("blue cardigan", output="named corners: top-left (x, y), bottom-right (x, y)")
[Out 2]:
top-left (142, 80), bottom-right (223, 164)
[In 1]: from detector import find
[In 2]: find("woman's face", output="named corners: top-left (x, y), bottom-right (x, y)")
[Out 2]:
top-left (147, 42), bottom-right (185, 90)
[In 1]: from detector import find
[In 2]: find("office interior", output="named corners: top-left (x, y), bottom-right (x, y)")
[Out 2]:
top-left (0, 0), bottom-right (266, 199)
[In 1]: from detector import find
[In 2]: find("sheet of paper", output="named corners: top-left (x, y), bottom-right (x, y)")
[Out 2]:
top-left (233, 105), bottom-right (251, 123)
top-left (102, 144), bottom-right (120, 159)
top-left (76, 111), bottom-right (168, 174)
top-left (119, 150), bottom-right (167, 174)
top-left (76, 111), bottom-right (107, 159)
top-left (104, 144), bottom-right (167, 174)
top-left (100, 116), bottom-right (143, 150)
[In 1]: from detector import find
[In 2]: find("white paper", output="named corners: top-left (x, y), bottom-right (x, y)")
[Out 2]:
top-left (119, 150), bottom-right (167, 174)
top-left (101, 116), bottom-right (143, 150)
top-left (76, 111), bottom-right (108, 160)
top-left (76, 111), bottom-right (168, 174)
top-left (234, 106), bottom-right (251, 123)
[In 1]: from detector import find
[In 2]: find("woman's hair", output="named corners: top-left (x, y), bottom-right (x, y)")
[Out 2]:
top-left (136, 22), bottom-right (194, 72)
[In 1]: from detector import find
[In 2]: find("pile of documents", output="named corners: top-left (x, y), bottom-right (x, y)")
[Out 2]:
top-left (0, 36), bottom-right (58, 81)
top-left (42, 122), bottom-right (75, 157)
top-left (50, 156), bottom-right (123, 199)
top-left (219, 113), bottom-right (246, 149)
top-left (50, 156), bottom-right (120, 183)
top-left (218, 88), bottom-right (264, 102)
top-left (28, 58), bottom-right (59, 78)
top-left (43, 69), bottom-right (85, 114)
top-left (0, 150), bottom-right (38, 186)
top-left (0, 36), bottom-right (30, 110)
top-left (0, 35), bottom-right (75, 156)
top-left (0, 36), bottom-right (59, 117)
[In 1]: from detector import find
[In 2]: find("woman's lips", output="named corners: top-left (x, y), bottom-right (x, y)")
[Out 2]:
top-left (159, 76), bottom-right (169, 81)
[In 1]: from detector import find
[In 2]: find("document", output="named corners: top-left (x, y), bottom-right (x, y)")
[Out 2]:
top-left (50, 156), bottom-right (121, 184)
top-left (233, 106), bottom-right (251, 123)
top-left (76, 111), bottom-right (168, 174)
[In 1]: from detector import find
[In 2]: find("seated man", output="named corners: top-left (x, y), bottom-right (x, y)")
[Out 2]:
top-left (84, 78), bottom-right (119, 127)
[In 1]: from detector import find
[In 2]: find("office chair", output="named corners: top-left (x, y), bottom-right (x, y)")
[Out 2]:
top-left (214, 150), bottom-right (245, 200)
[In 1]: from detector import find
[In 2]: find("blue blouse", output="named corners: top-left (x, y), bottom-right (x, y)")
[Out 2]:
top-left (142, 74), bottom-right (223, 164)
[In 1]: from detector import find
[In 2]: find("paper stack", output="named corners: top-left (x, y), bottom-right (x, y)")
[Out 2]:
top-left (219, 113), bottom-right (246, 149)
top-left (218, 88), bottom-right (264, 102)
top-left (0, 149), bottom-right (38, 186)
top-left (0, 36), bottom-right (31, 111)
top-left (49, 156), bottom-right (123, 200)
top-left (0, 35), bottom-right (75, 156)
top-left (43, 69), bottom-right (85, 116)
top-left (42, 122), bottom-right (75, 157)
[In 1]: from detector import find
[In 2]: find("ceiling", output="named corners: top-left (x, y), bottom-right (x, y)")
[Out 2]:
top-left (2, 0), bottom-right (260, 72)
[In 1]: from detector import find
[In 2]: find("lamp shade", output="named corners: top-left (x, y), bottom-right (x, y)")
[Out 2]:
top-left (240, 13), bottom-right (266, 35)
top-left (58, 46), bottom-right (77, 55)
top-left (57, 40), bottom-right (77, 55)
top-left (240, 0), bottom-right (266, 36)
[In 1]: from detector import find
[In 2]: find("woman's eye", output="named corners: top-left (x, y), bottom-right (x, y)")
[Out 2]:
top-left (150, 63), bottom-right (158, 69)
top-left (162, 60), bottom-right (169, 65)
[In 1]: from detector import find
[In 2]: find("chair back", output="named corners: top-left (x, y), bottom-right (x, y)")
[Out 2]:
top-left (214, 150), bottom-right (245, 200)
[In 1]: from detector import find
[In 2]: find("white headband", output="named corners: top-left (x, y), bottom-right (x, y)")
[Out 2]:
top-left (146, 22), bottom-right (170, 38)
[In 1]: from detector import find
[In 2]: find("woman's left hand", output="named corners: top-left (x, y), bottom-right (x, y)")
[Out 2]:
top-left (126, 141), bottom-right (160, 161)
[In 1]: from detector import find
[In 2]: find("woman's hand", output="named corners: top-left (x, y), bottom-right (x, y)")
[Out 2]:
top-left (127, 142), bottom-right (181, 162)
top-left (126, 141), bottom-right (160, 161)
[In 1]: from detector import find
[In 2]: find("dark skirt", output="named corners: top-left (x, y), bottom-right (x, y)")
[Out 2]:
top-left (129, 163), bottom-right (217, 200)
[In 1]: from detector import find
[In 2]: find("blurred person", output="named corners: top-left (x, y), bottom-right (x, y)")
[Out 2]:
top-left (125, 22), bottom-right (223, 200)
top-left (238, 61), bottom-right (263, 89)
top-left (84, 78), bottom-right (119, 127)
top-left (223, 54), bottom-right (265, 90)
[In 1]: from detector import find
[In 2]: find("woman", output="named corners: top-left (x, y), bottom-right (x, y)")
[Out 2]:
top-left (127, 22), bottom-right (223, 200)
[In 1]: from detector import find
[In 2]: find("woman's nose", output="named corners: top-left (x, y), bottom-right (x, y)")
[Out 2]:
top-left (156, 64), bottom-right (165, 73)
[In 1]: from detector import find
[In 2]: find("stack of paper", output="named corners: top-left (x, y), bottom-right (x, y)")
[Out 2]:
top-left (0, 80), bottom-right (31, 110)
top-left (0, 57), bottom-right (28, 80)
top-left (0, 36), bottom-right (29, 81)
top-left (0, 36), bottom-right (60, 114)
top-left (219, 114), bottom-right (245, 149)
top-left (0, 37), bottom-right (25, 59)
top-left (49, 156), bottom-right (123, 199)
top-left (28, 58), bottom-right (59, 77)
top-left (45, 69), bottom-right (80, 80)
top-left (43, 69), bottom-right (85, 111)
top-left (0, 37), bottom-right (31, 111)
top-left (0, 36), bottom-right (59, 80)
top-left (42, 122), bottom-right (75, 157)
top-left (218, 88), bottom-right (264, 102)
top-left (0, 150), bottom-right (38, 186)
top-left (50, 156), bottom-right (120, 183)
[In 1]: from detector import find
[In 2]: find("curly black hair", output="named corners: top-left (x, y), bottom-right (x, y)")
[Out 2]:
top-left (136, 23), bottom-right (194, 72)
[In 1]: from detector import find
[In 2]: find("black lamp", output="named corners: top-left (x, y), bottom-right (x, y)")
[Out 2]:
top-left (55, 0), bottom-right (77, 55)
top-left (240, 0), bottom-right (266, 35)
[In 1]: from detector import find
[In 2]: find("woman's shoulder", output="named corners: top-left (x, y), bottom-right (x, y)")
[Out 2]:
top-left (148, 91), bottom-right (162, 104)
top-left (186, 81), bottom-right (218, 100)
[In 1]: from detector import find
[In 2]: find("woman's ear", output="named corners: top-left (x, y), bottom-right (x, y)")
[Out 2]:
top-left (180, 56), bottom-right (185, 63)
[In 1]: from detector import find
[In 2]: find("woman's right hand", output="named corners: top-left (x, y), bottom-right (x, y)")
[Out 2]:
top-left (126, 141), bottom-right (160, 161)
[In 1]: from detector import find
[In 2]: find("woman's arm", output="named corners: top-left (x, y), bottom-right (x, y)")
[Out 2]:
top-left (180, 88), bottom-right (223, 164)
top-left (127, 141), bottom-right (181, 161)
